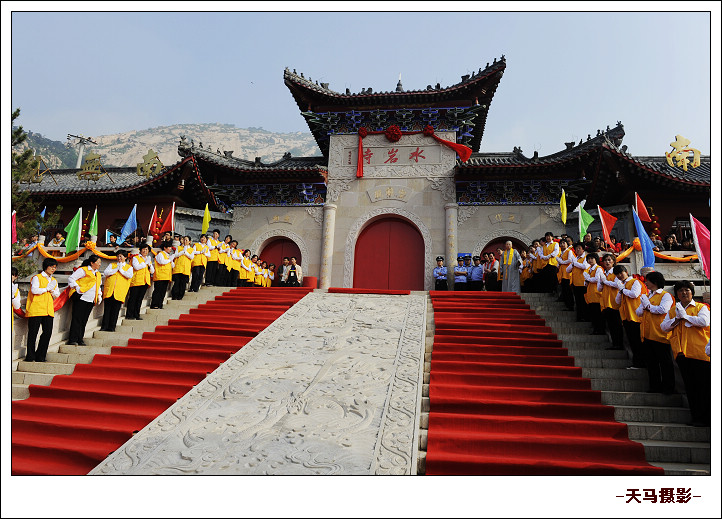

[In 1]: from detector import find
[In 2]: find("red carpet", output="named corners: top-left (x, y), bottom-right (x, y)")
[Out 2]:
top-left (425, 291), bottom-right (663, 475)
top-left (11, 287), bottom-right (312, 475)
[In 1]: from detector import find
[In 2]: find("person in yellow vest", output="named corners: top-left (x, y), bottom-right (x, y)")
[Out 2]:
top-left (527, 239), bottom-right (543, 292)
top-left (171, 236), bottom-right (194, 300)
top-left (215, 235), bottom-right (232, 286)
top-left (150, 240), bottom-right (175, 310)
top-left (48, 231), bottom-right (66, 258)
top-left (582, 252), bottom-right (605, 335)
top-left (127, 244), bottom-right (155, 319)
top-left (661, 281), bottom-right (711, 427)
top-left (240, 249), bottom-right (254, 287)
top-left (266, 263), bottom-right (276, 287)
top-left (67, 254), bottom-right (103, 346)
top-left (557, 237), bottom-right (574, 309)
top-left (254, 256), bottom-right (266, 287)
top-left (25, 258), bottom-right (60, 362)
top-left (205, 229), bottom-right (221, 287)
top-left (100, 250), bottom-right (134, 332)
top-left (226, 240), bottom-right (241, 287)
top-left (636, 271), bottom-right (675, 394)
top-left (539, 232), bottom-right (560, 295)
top-left (189, 234), bottom-right (211, 292)
top-left (567, 242), bottom-right (588, 322)
top-left (259, 261), bottom-right (270, 287)
top-left (597, 253), bottom-right (624, 350)
top-left (613, 264), bottom-right (645, 369)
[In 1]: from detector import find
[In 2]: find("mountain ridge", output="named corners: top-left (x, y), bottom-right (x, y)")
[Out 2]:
top-left (19, 123), bottom-right (322, 169)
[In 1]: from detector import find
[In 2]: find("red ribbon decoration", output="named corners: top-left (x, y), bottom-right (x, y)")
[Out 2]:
top-left (13, 286), bottom-right (73, 319)
top-left (355, 125), bottom-right (472, 178)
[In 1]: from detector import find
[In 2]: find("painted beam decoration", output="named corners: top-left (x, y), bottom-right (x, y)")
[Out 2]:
top-left (207, 182), bottom-right (326, 207)
top-left (457, 179), bottom-right (574, 205)
top-left (665, 135), bottom-right (701, 172)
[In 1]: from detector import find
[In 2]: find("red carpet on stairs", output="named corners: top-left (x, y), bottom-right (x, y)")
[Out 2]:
top-left (425, 291), bottom-right (664, 476)
top-left (11, 287), bottom-right (312, 475)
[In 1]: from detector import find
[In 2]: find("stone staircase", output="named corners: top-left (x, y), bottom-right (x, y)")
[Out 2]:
top-left (521, 292), bottom-right (711, 476)
top-left (12, 286), bottom-right (229, 401)
top-left (417, 293), bottom-right (433, 474)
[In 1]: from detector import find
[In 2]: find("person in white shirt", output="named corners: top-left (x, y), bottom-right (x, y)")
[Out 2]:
top-left (25, 258), bottom-right (61, 362)
top-left (100, 250), bottom-right (133, 332)
top-left (67, 254), bottom-right (103, 346)
top-left (636, 271), bottom-right (675, 394)
top-left (282, 256), bottom-right (303, 287)
top-left (11, 266), bottom-right (21, 310)
top-left (278, 257), bottom-right (291, 287)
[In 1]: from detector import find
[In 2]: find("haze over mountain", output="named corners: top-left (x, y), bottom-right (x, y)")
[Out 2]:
top-left (19, 123), bottom-right (323, 169)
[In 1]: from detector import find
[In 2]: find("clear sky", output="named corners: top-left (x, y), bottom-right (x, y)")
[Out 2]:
top-left (6, 9), bottom-right (718, 158)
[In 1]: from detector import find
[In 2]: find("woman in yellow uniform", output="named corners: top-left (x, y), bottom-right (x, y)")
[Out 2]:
top-left (127, 243), bottom-right (155, 319)
top-left (597, 253), bottom-right (624, 350)
top-left (582, 252), bottom-right (605, 335)
top-left (253, 255), bottom-right (264, 287)
top-left (215, 235), bottom-right (232, 286)
top-left (171, 236), bottom-right (194, 300)
top-left (205, 229), bottom-right (221, 287)
top-left (100, 249), bottom-right (133, 332)
top-left (661, 281), bottom-right (711, 427)
top-left (150, 240), bottom-right (173, 309)
top-left (226, 240), bottom-right (241, 287)
top-left (25, 257), bottom-right (60, 362)
top-left (189, 234), bottom-right (210, 292)
top-left (67, 254), bottom-right (103, 346)
top-left (240, 249), bottom-right (254, 287)
top-left (266, 263), bottom-right (276, 287)
top-left (636, 271), bottom-right (675, 394)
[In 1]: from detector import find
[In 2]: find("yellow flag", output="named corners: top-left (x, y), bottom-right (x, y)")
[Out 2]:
top-left (201, 203), bottom-right (211, 234)
top-left (560, 189), bottom-right (567, 224)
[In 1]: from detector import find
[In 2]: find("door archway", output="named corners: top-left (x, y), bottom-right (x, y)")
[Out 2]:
top-left (353, 217), bottom-right (424, 291)
top-left (258, 238), bottom-right (302, 286)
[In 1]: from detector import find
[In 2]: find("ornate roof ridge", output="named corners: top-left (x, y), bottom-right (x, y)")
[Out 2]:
top-left (283, 57), bottom-right (506, 98)
top-left (179, 138), bottom-right (327, 170)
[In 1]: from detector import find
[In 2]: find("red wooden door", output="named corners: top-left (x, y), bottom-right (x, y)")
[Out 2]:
top-left (259, 238), bottom-right (302, 286)
top-left (353, 218), bottom-right (424, 290)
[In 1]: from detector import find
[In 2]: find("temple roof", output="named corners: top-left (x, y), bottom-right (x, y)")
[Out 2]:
top-left (284, 58), bottom-right (507, 156)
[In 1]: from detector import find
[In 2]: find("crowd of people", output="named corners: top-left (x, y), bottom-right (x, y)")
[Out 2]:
top-left (19, 229), bottom-right (305, 362)
top-left (432, 230), bottom-right (710, 427)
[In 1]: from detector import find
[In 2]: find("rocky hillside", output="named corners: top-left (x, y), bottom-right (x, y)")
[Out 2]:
top-left (20, 123), bottom-right (322, 168)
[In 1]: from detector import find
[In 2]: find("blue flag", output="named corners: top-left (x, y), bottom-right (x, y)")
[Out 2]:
top-left (632, 208), bottom-right (655, 269)
top-left (118, 204), bottom-right (138, 244)
top-left (40, 206), bottom-right (46, 218)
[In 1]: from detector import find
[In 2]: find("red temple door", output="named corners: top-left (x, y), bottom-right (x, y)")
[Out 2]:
top-left (353, 218), bottom-right (424, 291)
top-left (259, 238), bottom-right (302, 286)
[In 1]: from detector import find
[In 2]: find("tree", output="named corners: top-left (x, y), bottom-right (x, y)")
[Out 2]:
top-left (12, 108), bottom-right (62, 277)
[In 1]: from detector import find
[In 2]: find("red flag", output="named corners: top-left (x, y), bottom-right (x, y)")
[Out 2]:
top-left (11, 210), bottom-right (17, 244)
top-left (690, 213), bottom-right (710, 279)
top-left (597, 205), bottom-right (618, 248)
top-left (147, 205), bottom-right (157, 234)
top-left (635, 192), bottom-right (651, 222)
top-left (158, 202), bottom-right (175, 234)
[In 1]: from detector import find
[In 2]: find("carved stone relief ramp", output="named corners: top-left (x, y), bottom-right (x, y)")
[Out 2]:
top-left (91, 291), bottom-right (427, 475)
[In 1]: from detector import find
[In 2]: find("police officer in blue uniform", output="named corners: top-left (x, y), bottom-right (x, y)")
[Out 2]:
top-left (433, 256), bottom-right (447, 291)
top-left (469, 255), bottom-right (484, 291)
top-left (454, 254), bottom-right (469, 291)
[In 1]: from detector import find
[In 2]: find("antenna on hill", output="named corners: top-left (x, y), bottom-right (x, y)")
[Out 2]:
top-left (66, 134), bottom-right (98, 169)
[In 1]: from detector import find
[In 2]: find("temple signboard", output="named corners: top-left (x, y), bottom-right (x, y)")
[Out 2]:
top-left (343, 144), bottom-right (442, 167)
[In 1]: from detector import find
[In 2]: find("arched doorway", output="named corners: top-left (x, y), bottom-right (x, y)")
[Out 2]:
top-left (482, 237), bottom-right (528, 257)
top-left (353, 217), bottom-right (424, 291)
top-left (259, 238), bottom-right (302, 286)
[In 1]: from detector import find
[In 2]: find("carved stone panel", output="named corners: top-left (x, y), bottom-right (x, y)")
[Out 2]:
top-left (90, 292), bottom-right (427, 475)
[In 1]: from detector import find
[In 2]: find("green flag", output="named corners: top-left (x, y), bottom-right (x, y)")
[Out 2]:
top-left (578, 204), bottom-right (595, 242)
top-left (201, 203), bottom-right (211, 235)
top-left (89, 206), bottom-right (98, 238)
top-left (64, 207), bottom-right (82, 253)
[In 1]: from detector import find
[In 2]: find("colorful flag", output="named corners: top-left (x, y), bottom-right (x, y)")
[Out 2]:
top-left (159, 202), bottom-right (175, 235)
top-left (12, 210), bottom-right (17, 244)
top-left (64, 208), bottom-right (82, 253)
top-left (147, 205), bottom-right (158, 234)
top-left (560, 189), bottom-right (567, 224)
top-left (105, 229), bottom-right (120, 244)
top-left (574, 200), bottom-right (595, 242)
top-left (201, 203), bottom-right (211, 235)
top-left (690, 213), bottom-right (710, 278)
top-left (635, 192), bottom-right (651, 222)
top-left (118, 204), bottom-right (138, 244)
top-left (632, 208), bottom-right (655, 269)
top-left (89, 207), bottom-right (98, 238)
top-left (40, 206), bottom-right (46, 218)
top-left (597, 206), bottom-right (618, 248)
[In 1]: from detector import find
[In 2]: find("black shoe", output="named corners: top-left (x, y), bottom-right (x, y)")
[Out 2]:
top-left (135, 317), bottom-right (143, 320)
top-left (66, 341), bottom-right (78, 346)
top-left (24, 356), bottom-right (35, 362)
top-left (662, 390), bottom-right (679, 395)
top-left (78, 340), bottom-right (86, 346)
top-left (35, 358), bottom-right (46, 362)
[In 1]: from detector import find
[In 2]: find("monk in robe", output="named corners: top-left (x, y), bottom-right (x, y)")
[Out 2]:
top-left (500, 241), bottom-right (523, 293)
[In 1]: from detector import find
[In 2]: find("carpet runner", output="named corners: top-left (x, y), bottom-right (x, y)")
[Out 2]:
top-left (425, 291), bottom-right (664, 475)
top-left (11, 287), bottom-right (312, 475)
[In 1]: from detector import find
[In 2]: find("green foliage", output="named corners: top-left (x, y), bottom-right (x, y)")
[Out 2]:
top-left (12, 108), bottom-right (63, 277)
top-left (24, 130), bottom-right (78, 168)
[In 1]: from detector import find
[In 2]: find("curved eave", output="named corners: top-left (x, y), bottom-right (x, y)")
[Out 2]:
top-left (603, 145), bottom-right (710, 189)
top-left (192, 153), bottom-right (328, 184)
